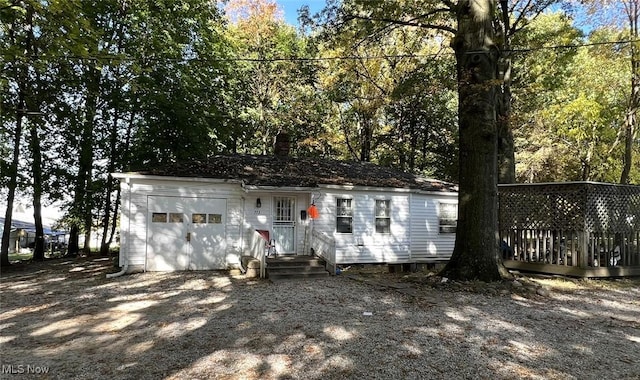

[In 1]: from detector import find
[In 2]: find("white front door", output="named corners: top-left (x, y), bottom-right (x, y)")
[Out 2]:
top-left (146, 196), bottom-right (227, 271)
top-left (273, 196), bottom-right (296, 254)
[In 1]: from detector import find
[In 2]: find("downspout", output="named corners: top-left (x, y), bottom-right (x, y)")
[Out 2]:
top-left (106, 177), bottom-right (130, 278)
top-left (238, 196), bottom-right (247, 274)
top-left (409, 192), bottom-right (413, 262)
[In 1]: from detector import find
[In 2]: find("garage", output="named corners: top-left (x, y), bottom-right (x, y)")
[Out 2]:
top-left (146, 196), bottom-right (227, 271)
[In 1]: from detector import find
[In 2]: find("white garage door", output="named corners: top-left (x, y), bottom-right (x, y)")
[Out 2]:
top-left (146, 196), bottom-right (227, 271)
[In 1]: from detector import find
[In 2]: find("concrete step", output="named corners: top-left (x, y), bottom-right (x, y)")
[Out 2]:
top-left (267, 265), bottom-right (327, 273)
top-left (267, 259), bottom-right (325, 267)
top-left (266, 255), bottom-right (330, 280)
top-left (268, 270), bottom-right (330, 281)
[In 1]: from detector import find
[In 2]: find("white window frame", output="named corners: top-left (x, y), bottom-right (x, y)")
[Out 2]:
top-left (375, 199), bottom-right (391, 234)
top-left (336, 198), bottom-right (353, 234)
top-left (438, 202), bottom-right (457, 234)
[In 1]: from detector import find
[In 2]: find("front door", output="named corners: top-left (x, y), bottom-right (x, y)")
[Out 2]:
top-left (273, 196), bottom-right (296, 254)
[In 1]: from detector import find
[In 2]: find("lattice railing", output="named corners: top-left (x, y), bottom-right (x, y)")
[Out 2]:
top-left (499, 182), bottom-right (640, 233)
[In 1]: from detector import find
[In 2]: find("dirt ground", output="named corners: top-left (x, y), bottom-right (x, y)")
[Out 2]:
top-left (1, 258), bottom-right (639, 380)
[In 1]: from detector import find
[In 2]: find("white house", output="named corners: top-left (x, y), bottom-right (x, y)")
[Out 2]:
top-left (112, 154), bottom-right (458, 275)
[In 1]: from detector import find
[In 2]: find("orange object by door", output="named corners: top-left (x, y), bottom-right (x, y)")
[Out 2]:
top-left (307, 204), bottom-right (319, 219)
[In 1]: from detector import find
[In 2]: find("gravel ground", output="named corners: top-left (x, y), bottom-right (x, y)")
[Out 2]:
top-left (1, 257), bottom-right (639, 380)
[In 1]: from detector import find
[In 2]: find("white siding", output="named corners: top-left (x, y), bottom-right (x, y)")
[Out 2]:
top-left (116, 175), bottom-right (459, 271)
top-left (313, 190), bottom-right (411, 264)
top-left (409, 193), bottom-right (457, 261)
top-left (241, 193), bottom-right (311, 255)
top-left (118, 178), bottom-right (244, 271)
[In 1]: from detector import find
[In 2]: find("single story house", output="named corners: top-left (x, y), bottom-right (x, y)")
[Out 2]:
top-left (112, 154), bottom-right (458, 275)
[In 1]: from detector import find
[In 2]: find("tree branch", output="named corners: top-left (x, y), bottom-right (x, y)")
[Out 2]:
top-left (345, 13), bottom-right (456, 35)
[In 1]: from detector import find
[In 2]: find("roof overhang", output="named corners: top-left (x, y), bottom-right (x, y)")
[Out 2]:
top-left (111, 173), bottom-right (243, 185)
top-left (241, 184), bottom-right (318, 193)
top-left (319, 184), bottom-right (458, 196)
top-left (110, 173), bottom-right (458, 195)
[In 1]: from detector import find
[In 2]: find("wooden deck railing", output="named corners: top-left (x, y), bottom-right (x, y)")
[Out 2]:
top-left (500, 228), bottom-right (640, 277)
top-left (311, 229), bottom-right (336, 275)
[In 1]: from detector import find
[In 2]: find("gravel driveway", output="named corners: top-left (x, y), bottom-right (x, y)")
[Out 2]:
top-left (1, 258), bottom-right (639, 380)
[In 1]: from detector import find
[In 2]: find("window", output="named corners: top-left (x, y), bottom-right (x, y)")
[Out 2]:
top-left (192, 213), bottom-right (207, 224)
top-left (439, 202), bottom-right (457, 233)
top-left (169, 213), bottom-right (184, 223)
top-left (152, 213), bottom-right (167, 223)
top-left (336, 198), bottom-right (353, 233)
top-left (208, 214), bottom-right (222, 224)
top-left (375, 200), bottom-right (391, 234)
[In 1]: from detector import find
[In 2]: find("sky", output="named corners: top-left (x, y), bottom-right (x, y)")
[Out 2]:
top-left (277, 0), bottom-right (326, 25)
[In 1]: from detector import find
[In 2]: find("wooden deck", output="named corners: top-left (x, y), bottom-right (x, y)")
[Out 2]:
top-left (498, 182), bottom-right (640, 278)
top-left (503, 260), bottom-right (640, 278)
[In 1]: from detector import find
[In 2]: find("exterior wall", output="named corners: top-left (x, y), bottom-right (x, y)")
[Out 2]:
top-left (116, 175), bottom-right (458, 271)
top-left (118, 178), bottom-right (244, 271)
top-left (311, 188), bottom-right (457, 265)
top-left (242, 193), bottom-right (312, 256)
top-left (409, 193), bottom-right (457, 261)
top-left (313, 189), bottom-right (411, 264)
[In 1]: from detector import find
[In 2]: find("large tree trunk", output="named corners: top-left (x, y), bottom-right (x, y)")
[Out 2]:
top-left (441, 0), bottom-right (506, 282)
top-left (79, 67), bottom-right (100, 255)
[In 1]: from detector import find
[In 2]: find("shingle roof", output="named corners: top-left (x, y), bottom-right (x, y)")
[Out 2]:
top-left (137, 155), bottom-right (458, 192)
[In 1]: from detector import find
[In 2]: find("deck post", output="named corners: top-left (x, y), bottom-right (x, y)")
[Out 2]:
top-left (579, 230), bottom-right (588, 269)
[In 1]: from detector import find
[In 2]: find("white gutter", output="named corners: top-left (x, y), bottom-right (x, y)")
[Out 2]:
top-left (319, 183), bottom-right (459, 196)
top-left (111, 173), bottom-right (243, 185)
top-left (241, 184), bottom-right (319, 193)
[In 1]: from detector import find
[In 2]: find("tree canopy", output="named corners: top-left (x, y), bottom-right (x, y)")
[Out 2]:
top-left (1, 0), bottom-right (638, 275)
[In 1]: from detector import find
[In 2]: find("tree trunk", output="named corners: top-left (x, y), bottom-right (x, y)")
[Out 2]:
top-left (497, 0), bottom-right (515, 184)
top-left (441, 0), bottom-right (506, 282)
top-left (1, 10), bottom-right (33, 267)
top-left (622, 1), bottom-right (639, 184)
top-left (30, 117), bottom-right (46, 261)
top-left (100, 105), bottom-right (120, 256)
top-left (78, 67), bottom-right (100, 256)
top-left (1, 103), bottom-right (24, 267)
top-left (29, 16), bottom-right (45, 261)
top-left (359, 115), bottom-right (373, 162)
top-left (409, 118), bottom-right (417, 171)
top-left (67, 224), bottom-right (80, 256)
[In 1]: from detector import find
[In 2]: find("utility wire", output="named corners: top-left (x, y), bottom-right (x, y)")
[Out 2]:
top-left (1, 39), bottom-right (638, 64)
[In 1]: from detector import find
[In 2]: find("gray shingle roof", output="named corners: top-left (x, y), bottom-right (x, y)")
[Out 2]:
top-left (137, 155), bottom-right (458, 192)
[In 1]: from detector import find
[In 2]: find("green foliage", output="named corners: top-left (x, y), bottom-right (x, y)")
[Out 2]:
top-left (512, 12), bottom-right (636, 183)
top-left (2, 0), bottom-right (639, 256)
top-left (310, 0), bottom-right (458, 178)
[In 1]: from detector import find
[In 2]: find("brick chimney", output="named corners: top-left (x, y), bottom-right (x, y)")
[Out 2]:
top-left (273, 132), bottom-right (291, 157)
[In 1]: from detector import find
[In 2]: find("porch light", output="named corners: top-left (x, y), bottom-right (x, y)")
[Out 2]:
top-left (256, 198), bottom-right (261, 208)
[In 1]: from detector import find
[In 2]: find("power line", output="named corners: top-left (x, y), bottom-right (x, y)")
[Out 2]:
top-left (509, 39), bottom-right (640, 53)
top-left (2, 39), bottom-right (638, 65)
